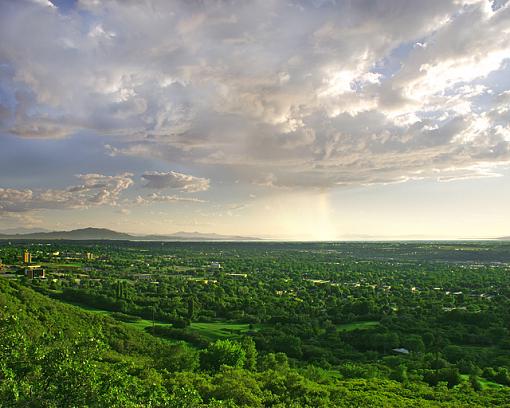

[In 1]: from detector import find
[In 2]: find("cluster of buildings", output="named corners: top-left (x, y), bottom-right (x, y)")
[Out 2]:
top-left (0, 248), bottom-right (99, 282)
top-left (24, 265), bottom-right (45, 279)
top-left (50, 250), bottom-right (97, 261)
top-left (22, 249), bottom-right (46, 279)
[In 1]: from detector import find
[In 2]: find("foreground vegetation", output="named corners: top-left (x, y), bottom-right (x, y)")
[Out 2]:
top-left (1, 240), bottom-right (510, 406)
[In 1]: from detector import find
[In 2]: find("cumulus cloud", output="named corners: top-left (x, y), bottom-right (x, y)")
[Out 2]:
top-left (0, 0), bottom-right (509, 190)
top-left (134, 192), bottom-right (206, 204)
top-left (141, 171), bottom-right (210, 192)
top-left (0, 170), bottom-right (211, 220)
top-left (0, 173), bottom-right (133, 215)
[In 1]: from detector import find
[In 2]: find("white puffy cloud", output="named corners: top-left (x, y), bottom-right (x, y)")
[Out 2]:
top-left (0, 171), bottom-right (208, 219)
top-left (381, 1), bottom-right (510, 113)
top-left (141, 171), bottom-right (210, 192)
top-left (0, 173), bottom-right (133, 215)
top-left (0, 0), bottom-right (509, 191)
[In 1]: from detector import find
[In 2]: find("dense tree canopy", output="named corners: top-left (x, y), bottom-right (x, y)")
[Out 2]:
top-left (1, 240), bottom-right (510, 406)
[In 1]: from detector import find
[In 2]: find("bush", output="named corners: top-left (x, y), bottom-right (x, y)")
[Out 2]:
top-left (200, 339), bottom-right (246, 371)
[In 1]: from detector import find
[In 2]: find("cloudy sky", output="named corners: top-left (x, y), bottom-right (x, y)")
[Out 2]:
top-left (1, 0), bottom-right (509, 239)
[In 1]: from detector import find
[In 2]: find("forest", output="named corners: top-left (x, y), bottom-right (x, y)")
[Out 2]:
top-left (1, 240), bottom-right (510, 407)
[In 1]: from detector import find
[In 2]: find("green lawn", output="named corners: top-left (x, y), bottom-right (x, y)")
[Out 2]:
top-left (63, 301), bottom-right (171, 331)
top-left (336, 321), bottom-right (380, 331)
top-left (41, 262), bottom-right (83, 268)
top-left (189, 322), bottom-right (258, 340)
top-left (64, 300), bottom-right (256, 341)
top-left (479, 378), bottom-right (505, 389)
top-left (126, 318), bottom-right (172, 331)
top-left (68, 302), bottom-right (110, 315)
top-left (460, 374), bottom-right (505, 390)
top-left (113, 316), bottom-right (257, 340)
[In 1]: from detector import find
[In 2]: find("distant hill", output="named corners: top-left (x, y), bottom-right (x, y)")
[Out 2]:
top-left (0, 227), bottom-right (133, 240)
top-left (0, 227), bottom-right (51, 235)
top-left (0, 227), bottom-right (259, 241)
top-left (143, 231), bottom-right (259, 241)
top-left (498, 236), bottom-right (510, 240)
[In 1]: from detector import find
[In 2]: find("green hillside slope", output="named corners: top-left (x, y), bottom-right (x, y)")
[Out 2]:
top-left (0, 278), bottom-right (197, 407)
top-left (1, 279), bottom-right (509, 407)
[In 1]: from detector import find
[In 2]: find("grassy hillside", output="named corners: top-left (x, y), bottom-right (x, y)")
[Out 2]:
top-left (1, 278), bottom-right (510, 407)
top-left (0, 278), bottom-right (198, 407)
top-left (0, 278), bottom-right (171, 356)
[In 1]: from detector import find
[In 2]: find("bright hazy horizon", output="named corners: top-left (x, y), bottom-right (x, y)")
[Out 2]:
top-left (1, 0), bottom-right (510, 240)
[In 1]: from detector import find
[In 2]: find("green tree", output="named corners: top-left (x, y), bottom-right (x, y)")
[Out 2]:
top-left (240, 336), bottom-right (258, 371)
top-left (200, 340), bottom-right (246, 372)
top-left (469, 375), bottom-right (482, 392)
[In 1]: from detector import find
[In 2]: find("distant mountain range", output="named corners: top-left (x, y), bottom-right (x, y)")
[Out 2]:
top-left (0, 227), bottom-right (507, 241)
top-left (0, 227), bottom-right (260, 241)
top-left (0, 227), bottom-right (51, 235)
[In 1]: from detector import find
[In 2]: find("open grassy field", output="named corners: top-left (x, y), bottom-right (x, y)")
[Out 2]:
top-left (69, 299), bottom-right (376, 341)
top-left (66, 302), bottom-right (110, 315)
top-left (189, 322), bottom-right (257, 340)
top-left (63, 301), bottom-right (171, 331)
top-left (65, 300), bottom-right (257, 341)
top-left (460, 374), bottom-right (504, 390)
top-left (41, 262), bottom-right (83, 268)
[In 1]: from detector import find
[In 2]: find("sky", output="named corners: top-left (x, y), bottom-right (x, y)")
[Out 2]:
top-left (0, 0), bottom-right (509, 240)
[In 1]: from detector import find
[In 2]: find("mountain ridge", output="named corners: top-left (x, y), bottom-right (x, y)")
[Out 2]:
top-left (0, 227), bottom-right (51, 235)
top-left (0, 227), bottom-right (259, 241)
